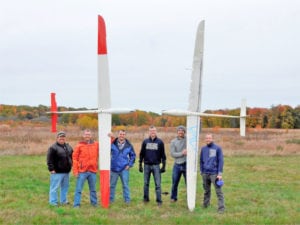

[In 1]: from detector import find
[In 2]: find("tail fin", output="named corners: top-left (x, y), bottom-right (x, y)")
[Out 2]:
top-left (240, 99), bottom-right (246, 136)
top-left (50, 93), bottom-right (58, 133)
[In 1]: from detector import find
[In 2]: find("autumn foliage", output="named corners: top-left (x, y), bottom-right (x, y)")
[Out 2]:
top-left (1, 104), bottom-right (300, 129)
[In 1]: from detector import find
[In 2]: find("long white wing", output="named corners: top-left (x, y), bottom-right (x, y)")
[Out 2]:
top-left (188, 21), bottom-right (205, 112)
top-left (186, 20), bottom-right (205, 212)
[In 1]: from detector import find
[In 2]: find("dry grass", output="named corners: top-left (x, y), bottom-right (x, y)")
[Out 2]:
top-left (0, 123), bottom-right (299, 156)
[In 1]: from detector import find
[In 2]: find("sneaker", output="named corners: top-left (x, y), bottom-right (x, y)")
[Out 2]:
top-left (61, 202), bottom-right (70, 206)
top-left (143, 199), bottom-right (149, 203)
top-left (218, 209), bottom-right (225, 214)
top-left (157, 202), bottom-right (162, 207)
top-left (170, 199), bottom-right (177, 203)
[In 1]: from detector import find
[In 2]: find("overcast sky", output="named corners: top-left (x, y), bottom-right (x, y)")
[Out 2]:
top-left (1, 0), bottom-right (299, 113)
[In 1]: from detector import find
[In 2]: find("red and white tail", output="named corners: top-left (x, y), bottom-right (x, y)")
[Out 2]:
top-left (98, 15), bottom-right (111, 209)
top-left (50, 93), bottom-right (58, 133)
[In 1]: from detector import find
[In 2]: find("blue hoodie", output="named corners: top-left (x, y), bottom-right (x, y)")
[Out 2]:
top-left (200, 142), bottom-right (224, 175)
top-left (111, 138), bottom-right (136, 173)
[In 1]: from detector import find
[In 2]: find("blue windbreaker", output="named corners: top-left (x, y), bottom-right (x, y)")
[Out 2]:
top-left (110, 138), bottom-right (136, 172)
top-left (200, 142), bottom-right (224, 175)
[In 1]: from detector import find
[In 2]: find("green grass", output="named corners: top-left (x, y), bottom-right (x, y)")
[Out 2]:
top-left (0, 155), bottom-right (299, 225)
top-left (286, 138), bottom-right (300, 144)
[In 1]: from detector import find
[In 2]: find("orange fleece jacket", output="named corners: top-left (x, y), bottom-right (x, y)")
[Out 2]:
top-left (72, 141), bottom-right (99, 176)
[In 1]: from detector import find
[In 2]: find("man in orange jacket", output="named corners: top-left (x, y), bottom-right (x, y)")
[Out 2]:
top-left (73, 129), bottom-right (99, 207)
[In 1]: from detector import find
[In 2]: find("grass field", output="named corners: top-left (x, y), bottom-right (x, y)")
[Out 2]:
top-left (0, 155), bottom-right (299, 225)
top-left (0, 125), bottom-right (300, 224)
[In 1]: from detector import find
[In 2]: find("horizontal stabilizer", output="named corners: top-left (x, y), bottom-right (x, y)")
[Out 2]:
top-left (162, 109), bottom-right (246, 118)
top-left (47, 108), bottom-right (135, 115)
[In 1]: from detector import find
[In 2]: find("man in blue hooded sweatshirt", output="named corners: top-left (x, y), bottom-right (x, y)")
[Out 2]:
top-left (200, 133), bottom-right (225, 213)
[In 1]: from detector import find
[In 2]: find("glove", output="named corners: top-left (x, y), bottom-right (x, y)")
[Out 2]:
top-left (139, 162), bottom-right (143, 173)
top-left (160, 161), bottom-right (166, 173)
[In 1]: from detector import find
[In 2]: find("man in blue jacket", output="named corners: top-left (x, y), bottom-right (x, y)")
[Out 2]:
top-left (110, 129), bottom-right (136, 204)
top-left (200, 133), bottom-right (225, 213)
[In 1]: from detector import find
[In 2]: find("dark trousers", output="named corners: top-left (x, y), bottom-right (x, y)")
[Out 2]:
top-left (143, 164), bottom-right (162, 203)
top-left (201, 173), bottom-right (225, 210)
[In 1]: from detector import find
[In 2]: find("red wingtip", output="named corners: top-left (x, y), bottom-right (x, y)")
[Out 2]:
top-left (100, 170), bottom-right (110, 208)
top-left (50, 93), bottom-right (57, 133)
top-left (98, 15), bottom-right (107, 55)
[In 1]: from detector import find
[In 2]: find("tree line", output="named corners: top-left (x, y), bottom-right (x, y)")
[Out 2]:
top-left (0, 104), bottom-right (300, 129)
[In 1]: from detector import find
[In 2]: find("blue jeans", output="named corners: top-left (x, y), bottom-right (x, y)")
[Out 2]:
top-left (73, 172), bottom-right (98, 207)
top-left (143, 164), bottom-right (162, 203)
top-left (49, 173), bottom-right (70, 206)
top-left (110, 169), bottom-right (130, 203)
top-left (171, 162), bottom-right (186, 201)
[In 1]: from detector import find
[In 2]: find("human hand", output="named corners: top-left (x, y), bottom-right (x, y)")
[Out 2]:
top-left (160, 167), bottom-right (165, 173)
top-left (160, 161), bottom-right (166, 173)
top-left (139, 163), bottom-right (143, 173)
top-left (107, 132), bottom-right (114, 138)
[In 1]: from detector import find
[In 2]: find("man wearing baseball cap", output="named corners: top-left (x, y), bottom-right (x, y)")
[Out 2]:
top-left (170, 125), bottom-right (187, 202)
top-left (47, 131), bottom-right (73, 206)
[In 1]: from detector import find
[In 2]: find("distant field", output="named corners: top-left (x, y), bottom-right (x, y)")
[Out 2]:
top-left (0, 124), bottom-right (299, 156)
top-left (0, 125), bottom-right (299, 224)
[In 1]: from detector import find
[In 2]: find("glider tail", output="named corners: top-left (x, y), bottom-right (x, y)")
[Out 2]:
top-left (240, 99), bottom-right (246, 136)
top-left (50, 92), bottom-right (58, 133)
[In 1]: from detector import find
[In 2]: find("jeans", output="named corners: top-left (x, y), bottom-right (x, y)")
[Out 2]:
top-left (202, 173), bottom-right (225, 211)
top-left (49, 173), bottom-right (70, 206)
top-left (73, 172), bottom-right (98, 207)
top-left (110, 169), bottom-right (130, 203)
top-left (143, 164), bottom-right (162, 203)
top-left (171, 162), bottom-right (186, 201)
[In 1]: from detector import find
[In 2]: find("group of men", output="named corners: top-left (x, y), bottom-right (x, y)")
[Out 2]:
top-left (46, 125), bottom-right (225, 213)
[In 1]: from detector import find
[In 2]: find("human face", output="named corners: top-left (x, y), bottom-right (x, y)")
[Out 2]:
top-left (205, 134), bottom-right (213, 145)
top-left (149, 127), bottom-right (157, 139)
top-left (83, 130), bottom-right (92, 142)
top-left (118, 130), bottom-right (126, 142)
top-left (177, 129), bottom-right (185, 138)
top-left (57, 135), bottom-right (66, 145)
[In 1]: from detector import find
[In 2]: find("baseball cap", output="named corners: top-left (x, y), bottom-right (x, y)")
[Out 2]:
top-left (215, 179), bottom-right (224, 187)
top-left (177, 125), bottom-right (186, 132)
top-left (57, 131), bottom-right (66, 137)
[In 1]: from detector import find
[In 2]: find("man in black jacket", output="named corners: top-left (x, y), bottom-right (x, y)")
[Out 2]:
top-left (47, 131), bottom-right (73, 206)
top-left (139, 126), bottom-right (166, 206)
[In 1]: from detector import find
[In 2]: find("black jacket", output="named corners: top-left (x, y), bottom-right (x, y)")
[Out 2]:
top-left (139, 137), bottom-right (166, 165)
top-left (47, 142), bottom-right (73, 173)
